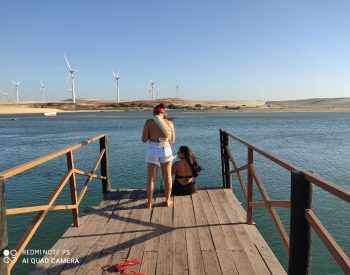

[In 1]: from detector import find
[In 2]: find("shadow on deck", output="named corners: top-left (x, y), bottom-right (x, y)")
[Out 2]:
top-left (29, 188), bottom-right (286, 275)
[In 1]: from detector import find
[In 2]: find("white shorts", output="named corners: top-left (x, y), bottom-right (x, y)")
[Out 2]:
top-left (146, 142), bottom-right (174, 166)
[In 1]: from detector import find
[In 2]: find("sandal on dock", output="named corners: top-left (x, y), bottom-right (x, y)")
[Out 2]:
top-left (115, 258), bottom-right (141, 271)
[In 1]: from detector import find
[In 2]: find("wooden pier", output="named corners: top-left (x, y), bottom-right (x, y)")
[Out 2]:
top-left (29, 188), bottom-right (285, 275)
top-left (1, 131), bottom-right (349, 274)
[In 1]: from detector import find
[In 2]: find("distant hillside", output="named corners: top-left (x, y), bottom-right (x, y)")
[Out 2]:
top-left (265, 98), bottom-right (350, 110)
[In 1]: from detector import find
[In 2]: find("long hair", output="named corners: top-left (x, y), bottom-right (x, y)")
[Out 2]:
top-left (179, 146), bottom-right (202, 178)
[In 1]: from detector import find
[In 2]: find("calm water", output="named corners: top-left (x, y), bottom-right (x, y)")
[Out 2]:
top-left (1, 111), bottom-right (349, 274)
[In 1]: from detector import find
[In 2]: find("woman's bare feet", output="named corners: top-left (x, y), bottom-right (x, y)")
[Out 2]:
top-left (166, 200), bottom-right (173, 207)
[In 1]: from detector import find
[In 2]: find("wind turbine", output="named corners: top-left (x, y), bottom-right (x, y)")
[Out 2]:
top-left (39, 81), bottom-right (45, 101)
top-left (1, 91), bottom-right (7, 102)
top-left (10, 79), bottom-right (21, 102)
top-left (112, 71), bottom-right (120, 103)
top-left (176, 83), bottom-right (179, 98)
top-left (64, 54), bottom-right (77, 104)
top-left (150, 80), bottom-right (155, 100)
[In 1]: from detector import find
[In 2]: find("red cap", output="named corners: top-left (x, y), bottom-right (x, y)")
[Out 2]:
top-left (154, 107), bottom-right (166, 113)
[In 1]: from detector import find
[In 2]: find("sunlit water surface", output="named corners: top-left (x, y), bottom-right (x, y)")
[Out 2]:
top-left (0, 111), bottom-right (349, 274)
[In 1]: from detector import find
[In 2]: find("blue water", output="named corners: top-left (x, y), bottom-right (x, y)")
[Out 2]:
top-left (0, 111), bottom-right (349, 274)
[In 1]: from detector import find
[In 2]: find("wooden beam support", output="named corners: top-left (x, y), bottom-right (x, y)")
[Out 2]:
top-left (0, 177), bottom-right (9, 275)
top-left (250, 164), bottom-right (290, 250)
top-left (249, 200), bottom-right (291, 209)
top-left (226, 145), bottom-right (247, 197)
top-left (305, 209), bottom-right (350, 274)
top-left (74, 169), bottom-right (106, 180)
top-left (8, 170), bottom-right (72, 271)
top-left (6, 204), bottom-right (77, 216)
top-left (66, 152), bottom-right (79, 227)
top-left (77, 149), bottom-right (106, 204)
top-left (0, 134), bottom-right (105, 180)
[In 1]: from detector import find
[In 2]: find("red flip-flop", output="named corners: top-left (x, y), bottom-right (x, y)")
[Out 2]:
top-left (115, 258), bottom-right (141, 272)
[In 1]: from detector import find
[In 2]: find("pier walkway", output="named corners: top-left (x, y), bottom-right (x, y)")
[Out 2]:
top-left (30, 188), bottom-right (285, 275)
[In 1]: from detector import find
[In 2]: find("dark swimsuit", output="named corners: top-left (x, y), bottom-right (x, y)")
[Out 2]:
top-left (172, 175), bottom-right (197, 196)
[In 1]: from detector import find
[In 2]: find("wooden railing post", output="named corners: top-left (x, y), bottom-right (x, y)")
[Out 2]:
top-left (247, 148), bottom-right (254, 224)
top-left (0, 177), bottom-right (9, 275)
top-left (288, 170), bottom-right (313, 275)
top-left (222, 131), bottom-right (231, 189)
top-left (100, 135), bottom-right (111, 194)
top-left (219, 129), bottom-right (226, 188)
top-left (66, 152), bottom-right (79, 227)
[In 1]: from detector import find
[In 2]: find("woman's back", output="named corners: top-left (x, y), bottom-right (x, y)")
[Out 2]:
top-left (142, 119), bottom-right (175, 143)
top-left (173, 159), bottom-right (193, 185)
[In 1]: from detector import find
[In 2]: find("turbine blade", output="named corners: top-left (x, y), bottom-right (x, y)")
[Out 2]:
top-left (18, 82), bottom-right (22, 85)
top-left (10, 79), bottom-right (15, 85)
top-left (112, 71), bottom-right (117, 78)
top-left (65, 74), bottom-right (70, 86)
top-left (64, 54), bottom-right (72, 70)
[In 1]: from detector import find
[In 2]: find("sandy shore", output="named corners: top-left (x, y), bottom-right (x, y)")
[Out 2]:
top-left (1, 97), bottom-right (350, 114)
top-left (0, 106), bottom-right (63, 115)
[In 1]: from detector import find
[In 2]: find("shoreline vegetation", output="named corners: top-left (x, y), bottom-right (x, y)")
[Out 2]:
top-left (1, 97), bottom-right (350, 114)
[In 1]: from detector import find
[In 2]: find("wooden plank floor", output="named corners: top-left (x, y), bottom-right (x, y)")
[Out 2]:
top-left (29, 188), bottom-right (286, 275)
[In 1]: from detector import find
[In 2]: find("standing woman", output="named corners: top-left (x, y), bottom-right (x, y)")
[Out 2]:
top-left (142, 103), bottom-right (175, 208)
top-left (172, 146), bottom-right (202, 195)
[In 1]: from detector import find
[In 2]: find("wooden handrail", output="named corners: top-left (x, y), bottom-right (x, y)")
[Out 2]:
top-left (305, 209), bottom-right (350, 274)
top-left (220, 129), bottom-right (350, 274)
top-left (0, 134), bottom-right (109, 274)
top-left (225, 145), bottom-right (247, 199)
top-left (77, 148), bottom-right (106, 204)
top-left (0, 134), bottom-right (105, 180)
top-left (8, 169), bottom-right (73, 271)
top-left (250, 164), bottom-right (290, 250)
top-left (225, 132), bottom-right (350, 203)
top-left (6, 204), bottom-right (77, 215)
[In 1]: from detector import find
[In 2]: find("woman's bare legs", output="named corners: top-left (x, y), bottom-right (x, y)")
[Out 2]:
top-left (147, 163), bottom-right (158, 208)
top-left (161, 161), bottom-right (173, 207)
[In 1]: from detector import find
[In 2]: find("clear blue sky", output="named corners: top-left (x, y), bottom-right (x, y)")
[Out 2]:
top-left (1, 1), bottom-right (350, 101)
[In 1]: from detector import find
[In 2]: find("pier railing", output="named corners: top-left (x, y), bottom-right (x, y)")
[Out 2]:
top-left (0, 134), bottom-right (111, 274)
top-left (220, 129), bottom-right (350, 274)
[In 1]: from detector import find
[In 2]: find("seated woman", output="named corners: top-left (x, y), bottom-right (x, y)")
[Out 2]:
top-left (171, 146), bottom-right (202, 196)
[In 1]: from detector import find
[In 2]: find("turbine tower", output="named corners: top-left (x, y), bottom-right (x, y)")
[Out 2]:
top-left (150, 80), bottom-right (155, 100)
top-left (112, 71), bottom-right (120, 102)
top-left (64, 54), bottom-right (77, 104)
top-left (39, 81), bottom-right (45, 101)
top-left (176, 84), bottom-right (179, 98)
top-left (10, 79), bottom-right (22, 102)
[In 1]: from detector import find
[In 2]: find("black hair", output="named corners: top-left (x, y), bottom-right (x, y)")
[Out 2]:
top-left (153, 103), bottom-right (166, 116)
top-left (179, 145), bottom-right (202, 178)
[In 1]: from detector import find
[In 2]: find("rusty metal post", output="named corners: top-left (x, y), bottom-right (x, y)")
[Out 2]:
top-left (288, 170), bottom-right (313, 275)
top-left (247, 148), bottom-right (254, 224)
top-left (0, 177), bottom-right (9, 275)
top-left (222, 131), bottom-right (231, 189)
top-left (219, 129), bottom-right (226, 188)
top-left (100, 135), bottom-right (111, 194)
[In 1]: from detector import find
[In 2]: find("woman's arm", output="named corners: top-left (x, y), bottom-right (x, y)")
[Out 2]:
top-left (141, 121), bottom-right (149, 143)
top-left (171, 161), bottom-right (178, 176)
top-left (169, 120), bottom-right (175, 144)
